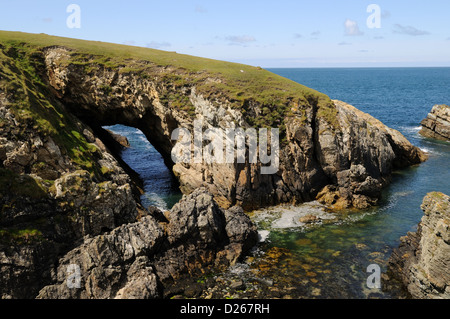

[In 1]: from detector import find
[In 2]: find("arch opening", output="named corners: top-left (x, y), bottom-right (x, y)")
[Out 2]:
top-left (103, 124), bottom-right (182, 211)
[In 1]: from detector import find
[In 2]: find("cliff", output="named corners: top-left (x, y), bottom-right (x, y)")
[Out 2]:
top-left (0, 31), bottom-right (427, 298)
top-left (419, 104), bottom-right (450, 141)
top-left (386, 192), bottom-right (450, 299)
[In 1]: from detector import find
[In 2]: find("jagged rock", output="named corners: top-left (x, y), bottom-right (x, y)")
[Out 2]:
top-left (386, 192), bottom-right (450, 299)
top-left (37, 215), bottom-right (165, 299)
top-left (53, 170), bottom-right (138, 234)
top-left (0, 96), bottom-right (140, 298)
top-left (420, 104), bottom-right (450, 141)
top-left (36, 188), bottom-right (258, 299)
top-left (224, 206), bottom-right (258, 252)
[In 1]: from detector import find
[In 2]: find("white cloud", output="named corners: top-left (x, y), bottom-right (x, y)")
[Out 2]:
top-left (393, 24), bottom-right (430, 36)
top-left (225, 35), bottom-right (256, 45)
top-left (146, 41), bottom-right (171, 49)
top-left (344, 19), bottom-right (364, 36)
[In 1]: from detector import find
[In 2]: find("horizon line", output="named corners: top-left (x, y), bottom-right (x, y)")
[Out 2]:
top-left (263, 65), bottom-right (450, 69)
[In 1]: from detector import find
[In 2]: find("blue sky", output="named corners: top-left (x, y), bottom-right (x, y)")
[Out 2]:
top-left (1, 0), bottom-right (450, 67)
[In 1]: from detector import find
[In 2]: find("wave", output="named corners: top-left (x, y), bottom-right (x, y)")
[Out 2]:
top-left (142, 192), bottom-right (168, 211)
top-left (398, 125), bottom-right (422, 135)
top-left (250, 202), bottom-right (335, 231)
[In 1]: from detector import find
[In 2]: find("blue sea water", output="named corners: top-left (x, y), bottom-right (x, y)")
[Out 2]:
top-left (106, 67), bottom-right (450, 298)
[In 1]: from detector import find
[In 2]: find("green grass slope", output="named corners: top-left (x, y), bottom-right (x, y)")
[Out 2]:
top-left (0, 31), bottom-right (337, 134)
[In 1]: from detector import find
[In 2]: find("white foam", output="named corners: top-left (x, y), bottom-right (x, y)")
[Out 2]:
top-left (143, 192), bottom-right (168, 211)
top-left (251, 201), bottom-right (335, 231)
top-left (258, 230), bottom-right (270, 242)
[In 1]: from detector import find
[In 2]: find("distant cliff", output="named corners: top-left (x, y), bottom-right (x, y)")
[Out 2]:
top-left (387, 192), bottom-right (450, 299)
top-left (0, 31), bottom-right (427, 298)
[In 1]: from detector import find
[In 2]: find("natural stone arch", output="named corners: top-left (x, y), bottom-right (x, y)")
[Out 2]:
top-left (43, 47), bottom-right (427, 211)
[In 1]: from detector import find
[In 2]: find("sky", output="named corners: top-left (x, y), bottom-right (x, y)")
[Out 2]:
top-left (1, 0), bottom-right (450, 67)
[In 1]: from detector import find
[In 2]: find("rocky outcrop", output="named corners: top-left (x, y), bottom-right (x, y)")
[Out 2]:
top-left (386, 192), bottom-right (450, 299)
top-left (36, 188), bottom-right (258, 299)
top-left (420, 105), bottom-right (450, 141)
top-left (315, 100), bottom-right (427, 209)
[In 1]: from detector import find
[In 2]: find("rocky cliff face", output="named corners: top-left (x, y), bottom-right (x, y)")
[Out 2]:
top-left (42, 47), bottom-right (426, 211)
top-left (420, 104), bottom-right (450, 141)
top-left (315, 100), bottom-right (427, 209)
top-left (386, 192), bottom-right (450, 299)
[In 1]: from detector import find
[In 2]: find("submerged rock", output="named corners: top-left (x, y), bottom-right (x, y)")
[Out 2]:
top-left (386, 192), bottom-right (450, 299)
top-left (419, 104), bottom-right (450, 141)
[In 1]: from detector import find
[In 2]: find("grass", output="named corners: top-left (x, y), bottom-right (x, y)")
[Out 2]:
top-left (0, 31), bottom-right (338, 141)
top-left (0, 228), bottom-right (43, 244)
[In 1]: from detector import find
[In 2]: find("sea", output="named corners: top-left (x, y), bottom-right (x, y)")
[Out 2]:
top-left (105, 67), bottom-right (450, 299)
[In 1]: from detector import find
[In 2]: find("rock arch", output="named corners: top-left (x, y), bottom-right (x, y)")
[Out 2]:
top-left (43, 47), bottom-right (427, 211)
